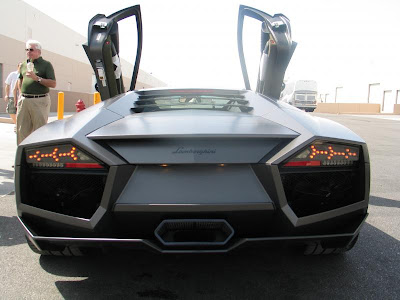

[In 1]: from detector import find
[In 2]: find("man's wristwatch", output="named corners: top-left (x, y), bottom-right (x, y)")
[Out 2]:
top-left (37, 77), bottom-right (42, 83)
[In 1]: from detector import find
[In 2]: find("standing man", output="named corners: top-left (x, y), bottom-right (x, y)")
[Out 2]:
top-left (16, 40), bottom-right (56, 145)
top-left (3, 63), bottom-right (22, 124)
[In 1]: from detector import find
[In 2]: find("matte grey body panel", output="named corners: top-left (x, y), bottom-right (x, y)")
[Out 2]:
top-left (114, 165), bottom-right (274, 211)
top-left (108, 138), bottom-right (285, 164)
top-left (274, 102), bottom-right (365, 143)
top-left (87, 110), bottom-right (299, 139)
top-left (114, 203), bottom-right (274, 212)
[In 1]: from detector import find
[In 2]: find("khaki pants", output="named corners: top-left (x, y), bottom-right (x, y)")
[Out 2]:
top-left (16, 94), bottom-right (51, 145)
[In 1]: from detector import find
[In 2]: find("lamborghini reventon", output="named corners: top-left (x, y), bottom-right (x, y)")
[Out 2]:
top-left (15, 5), bottom-right (369, 256)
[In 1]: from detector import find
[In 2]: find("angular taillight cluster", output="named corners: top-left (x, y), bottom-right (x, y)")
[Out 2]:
top-left (25, 144), bottom-right (104, 169)
top-left (283, 141), bottom-right (360, 167)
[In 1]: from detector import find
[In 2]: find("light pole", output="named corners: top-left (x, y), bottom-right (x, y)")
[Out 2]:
top-left (335, 86), bottom-right (343, 103)
top-left (367, 83), bottom-right (380, 103)
top-left (324, 93), bottom-right (329, 102)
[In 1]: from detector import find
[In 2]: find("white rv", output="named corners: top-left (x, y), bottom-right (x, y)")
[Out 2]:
top-left (280, 80), bottom-right (318, 112)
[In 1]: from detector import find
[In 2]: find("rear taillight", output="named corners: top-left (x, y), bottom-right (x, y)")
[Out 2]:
top-left (25, 144), bottom-right (104, 169)
top-left (283, 141), bottom-right (360, 167)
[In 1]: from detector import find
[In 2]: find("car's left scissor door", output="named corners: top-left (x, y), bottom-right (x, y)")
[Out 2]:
top-left (83, 5), bottom-right (142, 100)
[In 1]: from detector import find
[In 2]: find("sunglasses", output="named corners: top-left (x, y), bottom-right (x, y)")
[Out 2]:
top-left (25, 48), bottom-right (36, 52)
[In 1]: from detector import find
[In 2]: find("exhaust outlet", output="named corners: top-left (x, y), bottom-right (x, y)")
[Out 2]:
top-left (155, 219), bottom-right (234, 246)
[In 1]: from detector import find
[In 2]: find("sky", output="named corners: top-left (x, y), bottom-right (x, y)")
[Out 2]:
top-left (23, 0), bottom-right (400, 95)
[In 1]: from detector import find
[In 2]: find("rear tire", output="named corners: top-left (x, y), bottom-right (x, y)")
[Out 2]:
top-left (304, 235), bottom-right (359, 255)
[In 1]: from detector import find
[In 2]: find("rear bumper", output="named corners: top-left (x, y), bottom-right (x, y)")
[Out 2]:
top-left (20, 213), bottom-right (368, 253)
top-left (16, 159), bottom-right (370, 253)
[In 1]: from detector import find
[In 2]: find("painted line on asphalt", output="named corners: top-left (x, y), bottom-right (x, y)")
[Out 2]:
top-left (1, 190), bottom-right (15, 198)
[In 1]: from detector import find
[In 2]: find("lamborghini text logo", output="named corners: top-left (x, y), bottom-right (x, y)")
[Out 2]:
top-left (172, 147), bottom-right (216, 155)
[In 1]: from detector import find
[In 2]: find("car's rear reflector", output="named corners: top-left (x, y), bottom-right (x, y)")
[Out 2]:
top-left (284, 161), bottom-right (321, 167)
top-left (65, 163), bottom-right (103, 169)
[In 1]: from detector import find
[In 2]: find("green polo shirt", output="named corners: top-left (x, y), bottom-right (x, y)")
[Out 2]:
top-left (19, 57), bottom-right (56, 94)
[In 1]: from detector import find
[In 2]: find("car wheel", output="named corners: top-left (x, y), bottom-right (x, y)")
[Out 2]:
top-left (304, 235), bottom-right (359, 255)
top-left (26, 236), bottom-right (84, 256)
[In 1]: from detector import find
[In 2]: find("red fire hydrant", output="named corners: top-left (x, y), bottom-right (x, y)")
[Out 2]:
top-left (75, 99), bottom-right (86, 112)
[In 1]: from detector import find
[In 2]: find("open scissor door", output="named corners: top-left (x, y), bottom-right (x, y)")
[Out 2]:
top-left (237, 5), bottom-right (296, 100)
top-left (83, 5), bottom-right (142, 100)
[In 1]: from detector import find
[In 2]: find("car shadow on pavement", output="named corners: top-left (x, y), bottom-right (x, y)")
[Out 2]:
top-left (0, 168), bottom-right (15, 192)
top-left (0, 168), bottom-right (14, 179)
top-left (38, 221), bottom-right (400, 299)
top-left (0, 216), bottom-right (26, 247)
top-left (369, 195), bottom-right (400, 208)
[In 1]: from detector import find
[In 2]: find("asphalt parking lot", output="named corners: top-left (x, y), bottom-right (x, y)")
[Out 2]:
top-left (0, 113), bottom-right (399, 299)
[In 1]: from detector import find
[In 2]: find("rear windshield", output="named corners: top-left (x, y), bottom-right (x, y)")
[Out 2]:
top-left (132, 95), bottom-right (253, 113)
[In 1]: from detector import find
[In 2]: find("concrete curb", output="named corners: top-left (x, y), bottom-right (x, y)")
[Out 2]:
top-left (0, 117), bottom-right (14, 124)
top-left (0, 190), bottom-right (15, 198)
top-left (0, 113), bottom-right (75, 124)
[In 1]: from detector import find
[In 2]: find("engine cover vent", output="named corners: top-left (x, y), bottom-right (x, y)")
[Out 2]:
top-left (155, 219), bottom-right (234, 246)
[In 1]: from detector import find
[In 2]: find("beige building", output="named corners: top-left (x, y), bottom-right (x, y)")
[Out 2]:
top-left (1, 0), bottom-right (166, 112)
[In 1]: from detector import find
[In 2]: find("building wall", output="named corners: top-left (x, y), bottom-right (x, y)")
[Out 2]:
top-left (0, 0), bottom-right (89, 65)
top-left (0, 34), bottom-right (94, 112)
top-left (318, 80), bottom-right (400, 113)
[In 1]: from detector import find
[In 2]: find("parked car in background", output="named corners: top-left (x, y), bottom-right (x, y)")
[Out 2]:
top-left (281, 80), bottom-right (318, 112)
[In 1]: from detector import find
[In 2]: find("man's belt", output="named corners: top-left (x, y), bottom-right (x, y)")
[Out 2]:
top-left (22, 94), bottom-right (48, 98)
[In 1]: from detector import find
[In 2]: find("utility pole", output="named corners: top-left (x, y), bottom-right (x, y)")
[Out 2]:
top-left (335, 87), bottom-right (343, 103)
top-left (367, 83), bottom-right (380, 103)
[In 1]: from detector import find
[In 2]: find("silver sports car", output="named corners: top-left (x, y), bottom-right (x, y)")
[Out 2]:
top-left (15, 5), bottom-right (369, 255)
